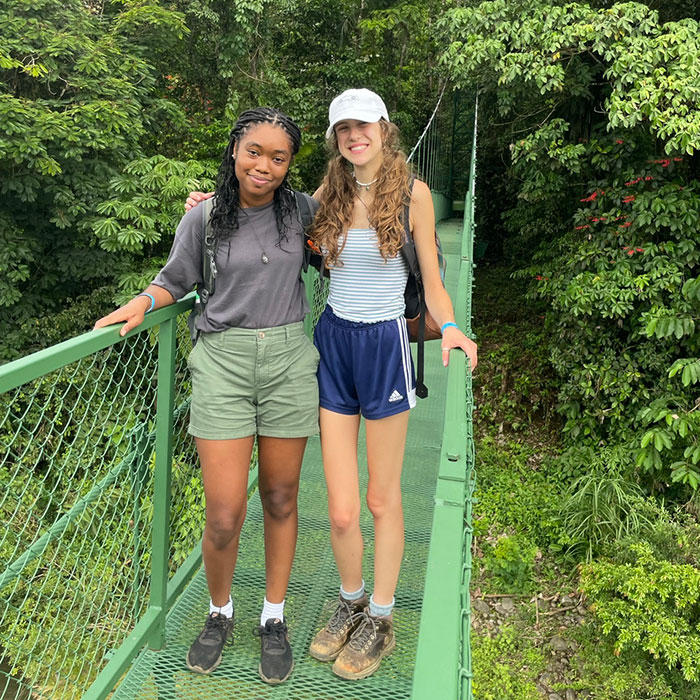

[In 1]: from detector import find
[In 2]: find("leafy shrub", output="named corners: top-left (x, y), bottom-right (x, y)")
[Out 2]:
top-left (580, 542), bottom-right (700, 682)
top-left (520, 146), bottom-right (700, 501)
top-left (472, 624), bottom-right (546, 700)
top-left (483, 534), bottom-right (537, 593)
top-left (570, 620), bottom-right (694, 700)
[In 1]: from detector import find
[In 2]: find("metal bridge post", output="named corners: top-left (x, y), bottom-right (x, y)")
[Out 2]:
top-left (148, 317), bottom-right (177, 649)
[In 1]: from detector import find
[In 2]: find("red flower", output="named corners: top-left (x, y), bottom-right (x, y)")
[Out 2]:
top-left (575, 224), bottom-right (591, 230)
top-left (674, 157), bottom-right (683, 162)
top-left (635, 247), bottom-right (644, 253)
top-left (645, 175), bottom-right (654, 181)
top-left (620, 221), bottom-right (632, 228)
top-left (622, 195), bottom-right (635, 203)
top-left (627, 250), bottom-right (635, 256)
top-left (580, 191), bottom-right (598, 202)
top-left (536, 275), bottom-right (543, 281)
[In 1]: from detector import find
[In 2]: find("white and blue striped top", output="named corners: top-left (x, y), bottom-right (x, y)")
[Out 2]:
top-left (327, 228), bottom-right (409, 322)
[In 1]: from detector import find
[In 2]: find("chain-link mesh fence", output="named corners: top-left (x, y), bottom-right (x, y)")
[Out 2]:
top-left (0, 311), bottom-right (204, 699)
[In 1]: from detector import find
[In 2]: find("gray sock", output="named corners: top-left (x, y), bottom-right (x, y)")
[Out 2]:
top-left (369, 594), bottom-right (394, 617)
top-left (340, 580), bottom-right (365, 601)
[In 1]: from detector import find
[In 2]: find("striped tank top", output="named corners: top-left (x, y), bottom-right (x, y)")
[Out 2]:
top-left (327, 228), bottom-right (409, 322)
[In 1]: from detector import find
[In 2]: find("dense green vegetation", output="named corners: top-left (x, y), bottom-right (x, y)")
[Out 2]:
top-left (443, 2), bottom-right (700, 696)
top-left (0, 0), bottom-right (444, 359)
top-left (2, 0), bottom-right (700, 697)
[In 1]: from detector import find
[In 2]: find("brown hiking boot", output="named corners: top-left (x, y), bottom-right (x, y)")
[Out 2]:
top-left (308, 594), bottom-right (369, 662)
top-left (332, 608), bottom-right (395, 680)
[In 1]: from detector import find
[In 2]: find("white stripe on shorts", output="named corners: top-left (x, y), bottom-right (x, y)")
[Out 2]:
top-left (396, 317), bottom-right (416, 408)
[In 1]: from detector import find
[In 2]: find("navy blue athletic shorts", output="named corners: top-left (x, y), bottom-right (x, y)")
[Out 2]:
top-left (313, 306), bottom-right (417, 420)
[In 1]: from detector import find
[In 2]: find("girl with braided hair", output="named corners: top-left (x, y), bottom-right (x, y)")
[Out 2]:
top-left (95, 107), bottom-right (319, 684)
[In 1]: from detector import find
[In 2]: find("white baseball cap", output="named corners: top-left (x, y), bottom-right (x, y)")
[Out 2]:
top-left (326, 88), bottom-right (390, 139)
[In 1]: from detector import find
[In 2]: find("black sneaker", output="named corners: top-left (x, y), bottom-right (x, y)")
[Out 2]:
top-left (253, 618), bottom-right (294, 684)
top-left (186, 612), bottom-right (234, 674)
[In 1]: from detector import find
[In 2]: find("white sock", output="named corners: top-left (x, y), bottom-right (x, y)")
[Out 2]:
top-left (210, 598), bottom-right (233, 619)
top-left (261, 597), bottom-right (285, 626)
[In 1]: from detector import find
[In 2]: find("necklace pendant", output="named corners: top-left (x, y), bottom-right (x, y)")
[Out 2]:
top-left (261, 253), bottom-right (269, 264)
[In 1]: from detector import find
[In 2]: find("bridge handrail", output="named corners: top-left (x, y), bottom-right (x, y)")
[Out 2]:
top-left (411, 92), bottom-right (477, 700)
top-left (1, 294), bottom-right (235, 699)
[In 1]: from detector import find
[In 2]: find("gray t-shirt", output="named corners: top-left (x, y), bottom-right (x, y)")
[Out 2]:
top-left (152, 197), bottom-right (318, 331)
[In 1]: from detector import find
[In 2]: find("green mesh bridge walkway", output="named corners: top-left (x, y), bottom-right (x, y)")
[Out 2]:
top-left (0, 92), bottom-right (476, 700)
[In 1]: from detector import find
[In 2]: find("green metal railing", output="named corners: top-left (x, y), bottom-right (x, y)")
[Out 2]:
top-left (0, 297), bottom-right (207, 700)
top-left (0, 91), bottom-right (478, 700)
top-left (410, 93), bottom-right (477, 700)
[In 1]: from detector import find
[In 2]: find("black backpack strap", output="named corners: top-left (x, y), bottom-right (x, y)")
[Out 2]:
top-left (295, 190), bottom-right (327, 284)
top-left (401, 178), bottom-right (428, 399)
top-left (188, 197), bottom-right (216, 345)
top-left (199, 196), bottom-right (217, 309)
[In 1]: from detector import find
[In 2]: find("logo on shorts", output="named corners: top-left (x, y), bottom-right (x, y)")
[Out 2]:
top-left (388, 389), bottom-right (404, 403)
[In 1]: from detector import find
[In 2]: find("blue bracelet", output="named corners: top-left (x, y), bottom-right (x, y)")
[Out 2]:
top-left (441, 322), bottom-right (458, 334)
top-left (137, 292), bottom-right (155, 313)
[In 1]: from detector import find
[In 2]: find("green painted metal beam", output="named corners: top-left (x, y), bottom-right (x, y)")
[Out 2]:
top-left (0, 295), bottom-right (194, 394)
top-left (148, 318), bottom-right (177, 651)
top-left (81, 607), bottom-right (163, 700)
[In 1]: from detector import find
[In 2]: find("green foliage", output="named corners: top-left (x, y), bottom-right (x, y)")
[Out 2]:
top-left (525, 154), bottom-right (700, 493)
top-left (438, 2), bottom-right (700, 503)
top-left (472, 265), bottom-right (559, 433)
top-left (570, 620), bottom-right (694, 699)
top-left (559, 469), bottom-right (654, 562)
top-left (474, 436), bottom-right (565, 552)
top-left (483, 534), bottom-right (537, 593)
top-left (581, 542), bottom-right (700, 682)
top-left (0, 0), bottom-right (188, 337)
top-left (472, 624), bottom-right (546, 700)
top-left (440, 1), bottom-right (700, 153)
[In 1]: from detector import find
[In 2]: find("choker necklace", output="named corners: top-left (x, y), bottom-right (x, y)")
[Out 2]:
top-left (353, 174), bottom-right (378, 191)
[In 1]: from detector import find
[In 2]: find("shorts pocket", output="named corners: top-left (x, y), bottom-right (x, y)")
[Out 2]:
top-left (187, 335), bottom-right (205, 371)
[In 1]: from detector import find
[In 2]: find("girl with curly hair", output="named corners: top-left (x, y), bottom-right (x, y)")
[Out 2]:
top-left (307, 89), bottom-right (478, 680)
top-left (95, 108), bottom-right (319, 684)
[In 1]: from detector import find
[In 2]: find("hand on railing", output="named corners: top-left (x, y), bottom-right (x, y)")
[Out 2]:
top-left (94, 286), bottom-right (175, 337)
top-left (441, 326), bottom-right (478, 371)
top-left (185, 191), bottom-right (214, 211)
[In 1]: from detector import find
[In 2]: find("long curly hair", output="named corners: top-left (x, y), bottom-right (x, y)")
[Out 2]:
top-left (210, 107), bottom-right (302, 247)
top-left (311, 120), bottom-right (412, 267)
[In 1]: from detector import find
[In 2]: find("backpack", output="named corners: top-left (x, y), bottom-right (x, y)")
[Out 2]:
top-left (400, 179), bottom-right (447, 399)
top-left (187, 191), bottom-right (317, 344)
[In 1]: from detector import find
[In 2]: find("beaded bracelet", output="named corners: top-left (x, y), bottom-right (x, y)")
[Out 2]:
top-left (137, 292), bottom-right (155, 314)
top-left (441, 322), bottom-right (458, 335)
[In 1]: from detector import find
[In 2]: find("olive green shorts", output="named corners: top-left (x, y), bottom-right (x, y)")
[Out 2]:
top-left (187, 322), bottom-right (320, 440)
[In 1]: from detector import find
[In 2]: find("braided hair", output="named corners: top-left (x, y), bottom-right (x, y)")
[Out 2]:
top-left (210, 107), bottom-right (302, 246)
